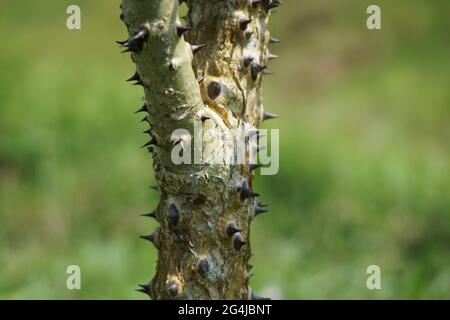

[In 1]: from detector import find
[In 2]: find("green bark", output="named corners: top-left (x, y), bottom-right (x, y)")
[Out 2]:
top-left (119, 0), bottom-right (279, 300)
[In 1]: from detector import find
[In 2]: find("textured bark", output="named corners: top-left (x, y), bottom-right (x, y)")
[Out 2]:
top-left (119, 0), bottom-right (279, 300)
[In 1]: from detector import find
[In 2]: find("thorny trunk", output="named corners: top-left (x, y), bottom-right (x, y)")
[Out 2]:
top-left (118, 0), bottom-right (280, 300)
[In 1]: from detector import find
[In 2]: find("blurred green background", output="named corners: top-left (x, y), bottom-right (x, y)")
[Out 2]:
top-left (0, 0), bottom-right (449, 299)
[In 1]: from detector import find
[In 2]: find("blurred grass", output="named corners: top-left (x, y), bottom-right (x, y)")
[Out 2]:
top-left (0, 0), bottom-right (449, 299)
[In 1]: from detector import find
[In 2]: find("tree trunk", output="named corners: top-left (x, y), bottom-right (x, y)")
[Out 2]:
top-left (118, 0), bottom-right (279, 300)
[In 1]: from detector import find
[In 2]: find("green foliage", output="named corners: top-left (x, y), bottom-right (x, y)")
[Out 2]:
top-left (0, 0), bottom-right (449, 299)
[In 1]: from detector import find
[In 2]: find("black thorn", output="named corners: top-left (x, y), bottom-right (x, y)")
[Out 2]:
top-left (140, 233), bottom-right (155, 245)
top-left (240, 181), bottom-right (259, 201)
top-left (129, 27), bottom-right (149, 46)
top-left (249, 163), bottom-right (263, 172)
top-left (135, 103), bottom-right (148, 114)
top-left (200, 114), bottom-right (210, 122)
top-left (250, 62), bottom-right (267, 81)
top-left (127, 71), bottom-right (141, 82)
top-left (141, 116), bottom-right (149, 123)
top-left (132, 78), bottom-right (144, 86)
top-left (191, 43), bottom-right (208, 54)
top-left (226, 222), bottom-right (242, 238)
top-left (258, 202), bottom-right (269, 208)
top-left (117, 26), bottom-right (149, 53)
top-left (116, 39), bottom-right (128, 46)
top-left (239, 18), bottom-right (252, 31)
top-left (135, 288), bottom-right (148, 295)
top-left (143, 128), bottom-right (152, 135)
top-left (176, 23), bottom-right (191, 37)
top-left (263, 112), bottom-right (279, 121)
top-left (255, 204), bottom-right (268, 216)
top-left (233, 233), bottom-right (246, 252)
top-left (140, 138), bottom-right (156, 149)
top-left (265, 0), bottom-right (282, 12)
top-left (168, 203), bottom-right (180, 227)
top-left (243, 56), bottom-right (255, 68)
top-left (136, 283), bottom-right (150, 295)
top-left (141, 211), bottom-right (157, 219)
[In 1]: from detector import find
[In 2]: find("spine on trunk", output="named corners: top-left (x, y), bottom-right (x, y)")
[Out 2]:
top-left (118, 0), bottom-right (280, 300)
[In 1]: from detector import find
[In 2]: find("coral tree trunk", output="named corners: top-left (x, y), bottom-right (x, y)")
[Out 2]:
top-left (119, 0), bottom-right (279, 300)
